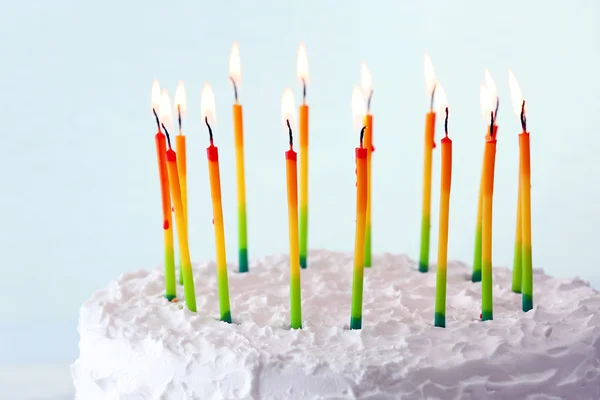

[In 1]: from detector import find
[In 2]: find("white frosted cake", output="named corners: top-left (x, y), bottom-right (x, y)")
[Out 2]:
top-left (72, 250), bottom-right (600, 399)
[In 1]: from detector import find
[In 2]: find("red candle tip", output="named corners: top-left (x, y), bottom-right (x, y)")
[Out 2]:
top-left (163, 220), bottom-right (169, 230)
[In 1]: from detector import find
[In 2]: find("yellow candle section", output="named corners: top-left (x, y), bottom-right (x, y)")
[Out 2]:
top-left (175, 134), bottom-right (187, 286)
top-left (299, 104), bottom-right (309, 269)
top-left (207, 145), bottom-right (232, 323)
top-left (363, 114), bottom-right (373, 268)
top-left (166, 150), bottom-right (196, 312)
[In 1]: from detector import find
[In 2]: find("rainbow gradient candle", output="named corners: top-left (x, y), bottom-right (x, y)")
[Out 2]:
top-left (350, 85), bottom-right (368, 329)
top-left (151, 80), bottom-right (176, 301)
top-left (480, 71), bottom-right (499, 321)
top-left (201, 83), bottom-right (232, 323)
top-left (282, 88), bottom-right (302, 329)
top-left (419, 53), bottom-right (438, 273)
top-left (509, 69), bottom-right (533, 312)
top-left (174, 81), bottom-right (188, 285)
top-left (160, 90), bottom-right (197, 312)
top-left (360, 63), bottom-right (374, 268)
top-left (229, 42), bottom-right (249, 273)
top-left (473, 71), bottom-right (499, 283)
top-left (297, 42), bottom-right (310, 269)
top-left (512, 159), bottom-right (523, 293)
top-left (433, 87), bottom-right (451, 328)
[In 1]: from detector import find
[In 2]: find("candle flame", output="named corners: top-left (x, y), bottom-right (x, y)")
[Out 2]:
top-left (151, 79), bottom-right (161, 113)
top-left (360, 62), bottom-right (372, 101)
top-left (159, 89), bottom-right (173, 132)
top-left (508, 69), bottom-right (526, 118)
top-left (229, 41), bottom-right (241, 89)
top-left (351, 84), bottom-right (366, 132)
top-left (479, 83), bottom-right (492, 125)
top-left (484, 68), bottom-right (498, 113)
top-left (201, 83), bottom-right (217, 128)
top-left (281, 88), bottom-right (297, 132)
top-left (297, 42), bottom-right (309, 88)
top-left (174, 80), bottom-right (187, 118)
top-left (424, 52), bottom-right (437, 99)
top-left (435, 83), bottom-right (448, 115)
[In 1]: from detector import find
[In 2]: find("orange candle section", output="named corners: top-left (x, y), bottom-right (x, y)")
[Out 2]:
top-left (363, 114), bottom-right (373, 268)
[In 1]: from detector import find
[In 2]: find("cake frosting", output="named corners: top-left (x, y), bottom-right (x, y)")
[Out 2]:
top-left (71, 250), bottom-right (600, 399)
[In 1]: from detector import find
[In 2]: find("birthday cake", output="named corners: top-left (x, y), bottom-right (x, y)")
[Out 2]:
top-left (71, 250), bottom-right (600, 399)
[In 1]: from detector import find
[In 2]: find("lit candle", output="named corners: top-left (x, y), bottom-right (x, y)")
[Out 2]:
top-left (419, 53), bottom-right (438, 273)
top-left (229, 42), bottom-right (249, 273)
top-left (174, 80), bottom-right (188, 286)
top-left (297, 42), bottom-right (310, 269)
top-left (473, 70), bottom-right (499, 283)
top-left (360, 62), bottom-right (374, 268)
top-left (433, 85), bottom-right (451, 328)
top-left (151, 80), bottom-right (176, 301)
top-left (350, 85), bottom-right (368, 329)
top-left (201, 83), bottom-right (232, 323)
top-left (480, 70), bottom-right (499, 321)
top-left (282, 88), bottom-right (302, 329)
top-left (160, 90), bottom-right (197, 312)
top-left (509, 69), bottom-right (533, 312)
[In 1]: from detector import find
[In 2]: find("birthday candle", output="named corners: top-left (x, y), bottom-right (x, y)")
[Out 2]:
top-left (350, 85), bottom-right (368, 329)
top-left (297, 42), bottom-right (310, 269)
top-left (174, 81), bottom-right (188, 286)
top-left (282, 88), bottom-right (302, 329)
top-left (509, 69), bottom-right (533, 312)
top-left (512, 161), bottom-right (523, 293)
top-left (419, 53), bottom-right (438, 273)
top-left (160, 90), bottom-right (197, 312)
top-left (480, 71), bottom-right (499, 321)
top-left (229, 42), bottom-right (249, 273)
top-left (201, 83), bottom-right (232, 323)
top-left (434, 86), bottom-right (451, 328)
top-left (151, 80), bottom-right (176, 301)
top-left (360, 63), bottom-right (374, 268)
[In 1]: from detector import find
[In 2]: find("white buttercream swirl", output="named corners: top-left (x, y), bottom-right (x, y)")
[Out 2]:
top-left (72, 250), bottom-right (600, 399)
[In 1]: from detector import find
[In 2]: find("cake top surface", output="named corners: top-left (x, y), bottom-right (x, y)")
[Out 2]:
top-left (75, 250), bottom-right (600, 399)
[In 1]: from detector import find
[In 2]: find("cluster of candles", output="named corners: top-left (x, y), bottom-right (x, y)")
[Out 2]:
top-left (150, 41), bottom-right (533, 330)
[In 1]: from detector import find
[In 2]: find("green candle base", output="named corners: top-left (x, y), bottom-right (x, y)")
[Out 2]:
top-left (364, 226), bottom-right (372, 268)
top-left (472, 270), bottom-right (482, 282)
top-left (300, 255), bottom-right (307, 269)
top-left (481, 310), bottom-right (493, 321)
top-left (221, 311), bottom-right (232, 324)
top-left (239, 249), bottom-right (248, 273)
top-left (434, 312), bottom-right (446, 328)
top-left (350, 316), bottom-right (362, 330)
top-left (419, 262), bottom-right (428, 273)
top-left (522, 294), bottom-right (533, 312)
top-left (512, 287), bottom-right (522, 294)
top-left (165, 294), bottom-right (176, 301)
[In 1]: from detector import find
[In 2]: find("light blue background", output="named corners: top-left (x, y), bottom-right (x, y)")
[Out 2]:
top-left (0, 1), bottom-right (598, 396)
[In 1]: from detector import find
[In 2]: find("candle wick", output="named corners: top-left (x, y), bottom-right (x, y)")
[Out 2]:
top-left (444, 107), bottom-right (449, 138)
top-left (494, 96), bottom-right (500, 120)
top-left (367, 90), bottom-right (373, 114)
top-left (489, 111), bottom-right (495, 139)
top-left (205, 116), bottom-right (214, 145)
top-left (177, 105), bottom-right (182, 133)
top-left (520, 100), bottom-right (527, 132)
top-left (230, 77), bottom-right (239, 104)
top-left (360, 126), bottom-right (366, 148)
top-left (161, 123), bottom-right (172, 149)
top-left (430, 84), bottom-right (437, 112)
top-left (301, 78), bottom-right (307, 105)
top-left (153, 108), bottom-right (161, 132)
top-left (286, 119), bottom-right (293, 149)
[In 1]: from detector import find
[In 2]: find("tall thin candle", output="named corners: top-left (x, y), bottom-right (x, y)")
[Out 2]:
top-left (434, 87), bottom-right (451, 328)
top-left (174, 81), bottom-right (188, 286)
top-left (282, 88), bottom-right (302, 329)
top-left (419, 53), bottom-right (437, 273)
top-left (361, 63), bottom-right (374, 268)
top-left (229, 42), bottom-right (249, 273)
top-left (512, 163), bottom-right (523, 293)
top-left (509, 69), bottom-right (533, 312)
top-left (297, 42), bottom-right (310, 269)
top-left (151, 80), bottom-right (176, 301)
top-left (201, 83), bottom-right (232, 323)
top-left (160, 90), bottom-right (196, 312)
top-left (350, 85), bottom-right (368, 329)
